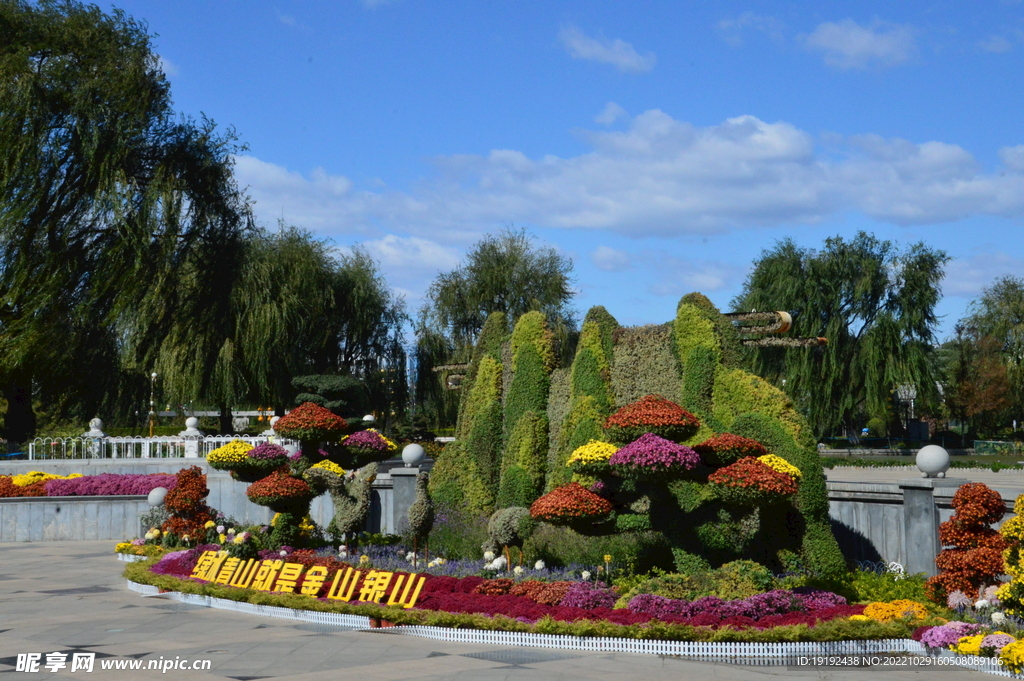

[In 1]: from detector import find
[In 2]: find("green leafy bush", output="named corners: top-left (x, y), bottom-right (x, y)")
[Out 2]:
top-left (680, 344), bottom-right (717, 423)
top-left (503, 343), bottom-right (549, 458)
top-left (610, 324), bottom-right (680, 407)
top-left (524, 524), bottom-right (673, 574)
top-left (674, 302), bottom-right (720, 372)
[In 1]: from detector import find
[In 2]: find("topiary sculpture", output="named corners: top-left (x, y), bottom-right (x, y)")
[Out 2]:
top-left (407, 471), bottom-right (434, 567)
top-left (304, 462), bottom-right (377, 550)
top-left (487, 506), bottom-right (535, 570)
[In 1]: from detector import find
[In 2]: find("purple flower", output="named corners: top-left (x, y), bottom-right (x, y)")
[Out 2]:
top-left (247, 443), bottom-right (290, 461)
top-left (44, 473), bottom-right (177, 496)
top-left (609, 433), bottom-right (699, 475)
top-left (343, 430), bottom-right (394, 452)
top-left (794, 588), bottom-right (848, 611)
top-left (982, 634), bottom-right (1015, 653)
top-left (921, 624), bottom-right (971, 649)
top-left (560, 581), bottom-right (617, 610)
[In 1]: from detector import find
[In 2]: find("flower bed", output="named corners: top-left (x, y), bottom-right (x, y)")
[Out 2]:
top-left (0, 472), bottom-right (173, 497)
top-left (122, 551), bottom-right (925, 643)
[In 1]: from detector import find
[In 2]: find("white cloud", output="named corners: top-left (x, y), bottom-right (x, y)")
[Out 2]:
top-left (718, 12), bottom-right (785, 47)
top-left (156, 55), bottom-right (179, 77)
top-left (804, 19), bottom-right (915, 69)
top-left (944, 252), bottom-right (1024, 297)
top-left (646, 256), bottom-right (743, 296)
top-left (592, 246), bottom-right (631, 272)
top-left (235, 111), bottom-right (1024, 243)
top-left (559, 25), bottom-right (656, 73)
top-left (595, 102), bottom-right (628, 125)
top-left (979, 35), bottom-right (1014, 53)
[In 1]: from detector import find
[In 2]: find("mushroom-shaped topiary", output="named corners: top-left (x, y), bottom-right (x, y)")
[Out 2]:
top-left (603, 394), bottom-right (700, 443)
top-left (530, 483), bottom-right (613, 526)
top-left (341, 429), bottom-right (398, 466)
top-left (608, 433), bottom-right (700, 480)
top-left (693, 433), bottom-right (768, 466)
top-left (273, 402), bottom-right (348, 443)
top-left (707, 457), bottom-right (798, 506)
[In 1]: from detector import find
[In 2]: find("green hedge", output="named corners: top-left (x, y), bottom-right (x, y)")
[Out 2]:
top-left (503, 342), bottom-right (549, 449)
top-left (711, 367), bottom-right (809, 447)
top-left (456, 312), bottom-right (507, 440)
top-left (674, 302), bottom-right (720, 372)
top-left (582, 305), bottom-right (618, 365)
top-left (510, 311), bottom-right (556, 372)
top-left (610, 324), bottom-right (680, 407)
top-left (680, 344), bottom-right (717, 425)
top-left (497, 410), bottom-right (548, 507)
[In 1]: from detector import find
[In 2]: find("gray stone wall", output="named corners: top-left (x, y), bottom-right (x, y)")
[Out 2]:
top-left (0, 458), bottom-right (433, 541)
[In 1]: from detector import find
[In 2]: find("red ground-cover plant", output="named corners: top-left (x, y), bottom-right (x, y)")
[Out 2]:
top-left (603, 394), bottom-right (700, 442)
top-left (707, 457), bottom-right (797, 505)
top-left (927, 482), bottom-right (1007, 601)
top-left (693, 434), bottom-right (768, 466)
top-left (160, 467), bottom-right (214, 540)
top-left (530, 483), bottom-right (613, 524)
top-left (474, 578), bottom-right (514, 595)
top-left (273, 402), bottom-right (347, 442)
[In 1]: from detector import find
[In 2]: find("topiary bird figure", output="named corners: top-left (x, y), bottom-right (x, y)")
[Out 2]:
top-left (304, 462), bottom-right (377, 550)
top-left (407, 472), bottom-right (434, 567)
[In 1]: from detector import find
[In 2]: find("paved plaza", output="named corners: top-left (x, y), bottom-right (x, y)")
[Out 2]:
top-left (824, 465), bottom-right (1024, 490)
top-left (0, 541), bottom-right (984, 680)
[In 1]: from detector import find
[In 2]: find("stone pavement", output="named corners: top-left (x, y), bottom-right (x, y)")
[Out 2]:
top-left (824, 465), bottom-right (1024, 491)
top-left (0, 541), bottom-right (984, 681)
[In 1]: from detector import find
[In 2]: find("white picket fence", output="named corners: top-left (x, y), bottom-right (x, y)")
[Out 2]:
top-left (28, 435), bottom-right (289, 460)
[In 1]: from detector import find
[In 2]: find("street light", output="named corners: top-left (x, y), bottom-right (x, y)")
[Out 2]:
top-left (149, 372), bottom-right (157, 438)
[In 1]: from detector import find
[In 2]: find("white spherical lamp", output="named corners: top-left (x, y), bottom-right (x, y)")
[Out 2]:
top-left (916, 444), bottom-right (950, 478)
top-left (147, 487), bottom-right (168, 507)
top-left (402, 443), bottom-right (426, 468)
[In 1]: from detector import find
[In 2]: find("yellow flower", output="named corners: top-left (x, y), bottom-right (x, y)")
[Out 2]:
top-left (10, 471), bottom-right (82, 486)
top-left (310, 460), bottom-right (346, 476)
top-left (567, 440), bottom-right (618, 466)
top-left (218, 534), bottom-right (227, 543)
top-left (862, 599), bottom-right (926, 622)
top-left (359, 555), bottom-right (370, 565)
top-left (207, 439), bottom-right (254, 467)
top-left (757, 454), bottom-right (802, 479)
top-left (954, 635), bottom-right (985, 656)
top-left (204, 520), bottom-right (216, 529)
top-left (1001, 640), bottom-right (1024, 673)
top-left (115, 542), bottom-right (131, 553)
top-left (849, 615), bottom-right (871, 621)
top-left (604, 554), bottom-right (613, 563)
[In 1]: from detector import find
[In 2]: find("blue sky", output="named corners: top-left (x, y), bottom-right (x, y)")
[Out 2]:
top-left (116, 0), bottom-right (1024, 336)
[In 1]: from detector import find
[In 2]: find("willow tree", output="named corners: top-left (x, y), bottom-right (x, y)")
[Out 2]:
top-left (732, 232), bottom-right (948, 438)
top-left (416, 229), bottom-right (575, 428)
top-left (0, 0), bottom-right (251, 447)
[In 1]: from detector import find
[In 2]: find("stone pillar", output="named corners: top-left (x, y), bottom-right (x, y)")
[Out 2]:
top-left (898, 477), bottom-right (964, 576)
top-left (390, 467), bottom-right (419, 535)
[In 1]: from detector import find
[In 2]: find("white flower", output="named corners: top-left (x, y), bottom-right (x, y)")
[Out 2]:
top-left (483, 551), bottom-right (495, 562)
top-left (976, 599), bottom-right (991, 609)
top-left (227, 527), bottom-right (236, 534)
top-left (406, 552), bottom-right (416, 562)
top-left (581, 570), bottom-right (591, 581)
top-left (993, 612), bottom-right (1007, 624)
top-left (216, 525), bottom-right (225, 534)
top-left (513, 566), bottom-right (524, 576)
top-left (279, 550), bottom-right (288, 557)
top-left (886, 561), bottom-right (907, 580)
top-left (534, 560), bottom-right (545, 570)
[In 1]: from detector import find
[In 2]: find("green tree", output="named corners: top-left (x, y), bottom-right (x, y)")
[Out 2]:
top-left (959, 276), bottom-right (1024, 421)
top-left (939, 326), bottom-right (1011, 441)
top-left (0, 0), bottom-right (251, 447)
top-left (732, 232), bottom-right (948, 438)
top-left (416, 229), bottom-right (575, 428)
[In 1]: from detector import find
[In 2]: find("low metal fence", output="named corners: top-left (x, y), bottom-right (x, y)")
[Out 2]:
top-left (27, 435), bottom-right (288, 460)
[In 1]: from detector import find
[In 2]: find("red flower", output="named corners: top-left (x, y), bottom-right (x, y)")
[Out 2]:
top-left (694, 434), bottom-right (768, 466)
top-left (603, 395), bottom-right (700, 442)
top-left (273, 402), bottom-right (348, 442)
top-left (246, 470), bottom-right (316, 508)
top-left (927, 483), bottom-right (1007, 601)
top-left (530, 483), bottom-right (613, 524)
top-left (707, 457), bottom-right (797, 505)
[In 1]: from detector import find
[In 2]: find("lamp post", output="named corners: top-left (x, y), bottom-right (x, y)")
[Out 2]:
top-left (148, 372), bottom-right (157, 438)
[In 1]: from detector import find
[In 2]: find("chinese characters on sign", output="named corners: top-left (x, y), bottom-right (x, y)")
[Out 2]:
top-left (188, 551), bottom-right (425, 608)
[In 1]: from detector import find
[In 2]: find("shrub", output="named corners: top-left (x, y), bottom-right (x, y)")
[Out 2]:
top-left (501, 410), bottom-right (548, 496)
top-left (608, 433), bottom-right (700, 480)
top-left (927, 483), bottom-right (1007, 602)
top-left (711, 369), bottom-right (808, 447)
top-left (674, 302), bottom-right (720, 372)
top-left (530, 483), bottom-right (613, 525)
top-left (274, 402), bottom-right (348, 442)
top-left (488, 506), bottom-right (535, 549)
top-left (503, 343), bottom-right (549, 454)
top-left (496, 464), bottom-right (538, 509)
top-left (610, 324), bottom-right (680, 408)
top-left (160, 466), bottom-right (214, 541)
top-left (510, 310), bottom-right (556, 373)
top-left (693, 433), bottom-right (768, 466)
top-left (680, 344), bottom-right (716, 422)
top-left (456, 311), bottom-right (507, 440)
top-left (707, 457), bottom-right (798, 505)
top-left (549, 395), bottom-right (605, 490)
top-left (604, 395), bottom-right (700, 443)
